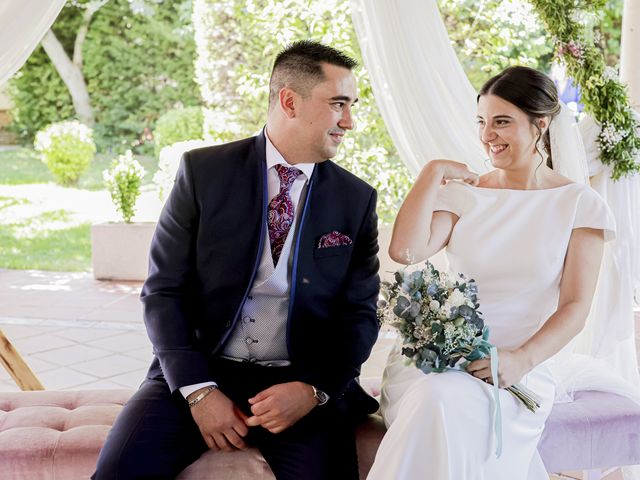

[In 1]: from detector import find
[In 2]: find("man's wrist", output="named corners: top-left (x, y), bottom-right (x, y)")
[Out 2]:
top-left (187, 385), bottom-right (218, 408)
top-left (180, 381), bottom-right (218, 400)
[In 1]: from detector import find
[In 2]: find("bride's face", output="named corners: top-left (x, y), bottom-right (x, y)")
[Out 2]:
top-left (476, 94), bottom-right (546, 170)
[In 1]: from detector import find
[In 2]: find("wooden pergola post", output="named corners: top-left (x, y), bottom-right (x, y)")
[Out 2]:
top-left (621, 0), bottom-right (640, 109)
top-left (0, 329), bottom-right (44, 390)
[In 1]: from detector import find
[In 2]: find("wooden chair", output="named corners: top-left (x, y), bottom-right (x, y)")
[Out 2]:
top-left (0, 329), bottom-right (44, 391)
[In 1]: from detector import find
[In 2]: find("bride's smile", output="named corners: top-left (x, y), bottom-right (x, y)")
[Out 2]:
top-left (476, 93), bottom-right (547, 172)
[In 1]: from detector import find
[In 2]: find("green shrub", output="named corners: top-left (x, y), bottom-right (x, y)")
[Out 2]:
top-left (10, 0), bottom-right (199, 152)
top-left (34, 120), bottom-right (96, 186)
top-left (84, 0), bottom-right (200, 153)
top-left (153, 107), bottom-right (204, 156)
top-left (103, 150), bottom-right (146, 223)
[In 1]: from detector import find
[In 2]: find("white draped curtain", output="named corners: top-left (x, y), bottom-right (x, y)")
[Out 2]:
top-left (351, 0), bottom-right (640, 395)
top-left (351, 0), bottom-right (486, 176)
top-left (0, 0), bottom-right (66, 87)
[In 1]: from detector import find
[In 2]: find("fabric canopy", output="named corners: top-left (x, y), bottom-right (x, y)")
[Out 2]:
top-left (351, 0), bottom-right (487, 176)
top-left (0, 0), bottom-right (66, 87)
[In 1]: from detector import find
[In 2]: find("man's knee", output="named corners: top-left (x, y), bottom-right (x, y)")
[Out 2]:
top-left (93, 446), bottom-right (173, 480)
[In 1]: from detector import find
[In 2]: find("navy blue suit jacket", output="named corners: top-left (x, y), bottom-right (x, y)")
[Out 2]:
top-left (141, 133), bottom-right (380, 413)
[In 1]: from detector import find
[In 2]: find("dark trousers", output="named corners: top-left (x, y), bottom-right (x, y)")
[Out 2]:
top-left (93, 359), bottom-right (359, 480)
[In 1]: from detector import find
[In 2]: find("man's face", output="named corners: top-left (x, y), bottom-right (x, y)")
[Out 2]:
top-left (294, 63), bottom-right (358, 163)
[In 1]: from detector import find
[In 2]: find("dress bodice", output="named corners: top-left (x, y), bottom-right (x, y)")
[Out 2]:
top-left (435, 181), bottom-right (615, 349)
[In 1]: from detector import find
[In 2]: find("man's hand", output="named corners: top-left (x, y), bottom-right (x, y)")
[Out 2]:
top-left (245, 381), bottom-right (318, 434)
top-left (189, 388), bottom-right (249, 452)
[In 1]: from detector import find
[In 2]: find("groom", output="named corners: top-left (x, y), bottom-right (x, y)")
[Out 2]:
top-left (93, 40), bottom-right (380, 480)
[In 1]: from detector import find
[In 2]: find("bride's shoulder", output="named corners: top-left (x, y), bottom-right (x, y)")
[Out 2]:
top-left (545, 172), bottom-right (576, 189)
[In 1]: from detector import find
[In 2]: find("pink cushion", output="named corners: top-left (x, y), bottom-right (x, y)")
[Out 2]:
top-left (0, 389), bottom-right (384, 480)
top-left (0, 390), bottom-right (130, 480)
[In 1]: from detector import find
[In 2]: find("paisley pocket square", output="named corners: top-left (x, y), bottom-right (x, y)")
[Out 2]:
top-left (318, 231), bottom-right (353, 249)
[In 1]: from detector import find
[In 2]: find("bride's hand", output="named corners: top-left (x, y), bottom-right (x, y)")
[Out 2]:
top-left (422, 159), bottom-right (480, 186)
top-left (465, 349), bottom-right (530, 388)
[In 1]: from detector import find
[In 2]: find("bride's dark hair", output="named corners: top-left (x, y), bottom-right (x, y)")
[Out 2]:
top-left (478, 66), bottom-right (561, 168)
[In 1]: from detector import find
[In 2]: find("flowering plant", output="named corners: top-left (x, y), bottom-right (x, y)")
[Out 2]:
top-left (530, 0), bottom-right (640, 179)
top-left (103, 150), bottom-right (146, 223)
top-left (378, 262), bottom-right (541, 412)
top-left (34, 120), bottom-right (96, 186)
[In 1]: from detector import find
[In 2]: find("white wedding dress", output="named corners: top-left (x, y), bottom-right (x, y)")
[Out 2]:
top-left (368, 180), bottom-right (616, 480)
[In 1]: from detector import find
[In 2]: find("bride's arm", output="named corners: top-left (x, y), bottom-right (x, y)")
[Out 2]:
top-left (515, 227), bottom-right (605, 371)
top-left (389, 160), bottom-right (478, 264)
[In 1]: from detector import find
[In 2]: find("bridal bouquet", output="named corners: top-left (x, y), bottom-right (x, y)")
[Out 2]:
top-left (377, 262), bottom-right (542, 413)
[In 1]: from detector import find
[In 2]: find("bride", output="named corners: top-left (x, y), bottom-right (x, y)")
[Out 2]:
top-left (367, 66), bottom-right (615, 479)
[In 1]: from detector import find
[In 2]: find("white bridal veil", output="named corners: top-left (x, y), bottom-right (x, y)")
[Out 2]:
top-left (351, 0), bottom-right (640, 407)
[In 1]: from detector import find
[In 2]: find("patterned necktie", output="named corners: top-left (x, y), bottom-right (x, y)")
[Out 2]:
top-left (268, 164), bottom-right (302, 265)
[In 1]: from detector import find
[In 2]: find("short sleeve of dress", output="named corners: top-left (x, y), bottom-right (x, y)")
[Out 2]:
top-left (434, 180), bottom-right (467, 216)
top-left (573, 186), bottom-right (616, 242)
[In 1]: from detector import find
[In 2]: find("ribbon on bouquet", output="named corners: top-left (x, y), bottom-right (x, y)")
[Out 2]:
top-left (490, 346), bottom-right (503, 458)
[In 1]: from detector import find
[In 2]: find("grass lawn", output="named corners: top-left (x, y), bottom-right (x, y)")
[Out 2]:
top-left (0, 198), bottom-right (92, 271)
top-left (0, 148), bottom-right (158, 190)
top-left (0, 148), bottom-right (53, 184)
top-left (0, 148), bottom-right (160, 271)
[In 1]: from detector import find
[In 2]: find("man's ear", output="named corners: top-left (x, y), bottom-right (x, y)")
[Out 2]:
top-left (279, 87), bottom-right (297, 119)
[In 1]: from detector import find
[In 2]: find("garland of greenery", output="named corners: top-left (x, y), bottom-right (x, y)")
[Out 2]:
top-left (530, 0), bottom-right (640, 179)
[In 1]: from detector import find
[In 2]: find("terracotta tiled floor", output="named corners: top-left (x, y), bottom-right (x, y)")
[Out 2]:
top-left (0, 268), bottom-right (394, 391)
top-left (0, 269), bottom-right (149, 391)
top-left (0, 268), bottom-right (637, 480)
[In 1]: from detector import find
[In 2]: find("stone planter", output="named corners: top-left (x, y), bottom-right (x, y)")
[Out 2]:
top-left (91, 222), bottom-right (156, 281)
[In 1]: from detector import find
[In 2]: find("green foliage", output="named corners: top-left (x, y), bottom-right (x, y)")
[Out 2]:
top-left (0, 147), bottom-right (158, 189)
top-left (153, 106), bottom-right (204, 155)
top-left (193, 0), bottom-right (411, 224)
top-left (103, 150), bottom-right (146, 223)
top-left (34, 120), bottom-right (96, 186)
top-left (439, 0), bottom-right (554, 89)
top-left (9, 0), bottom-right (199, 153)
top-left (596, 0), bottom-right (623, 66)
top-left (530, 0), bottom-right (640, 179)
top-left (84, 0), bottom-right (200, 153)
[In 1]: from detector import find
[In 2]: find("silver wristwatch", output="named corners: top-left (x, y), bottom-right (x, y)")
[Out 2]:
top-left (312, 386), bottom-right (329, 406)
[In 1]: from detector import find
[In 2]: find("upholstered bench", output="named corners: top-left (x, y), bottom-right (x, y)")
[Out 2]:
top-left (1, 387), bottom-right (639, 480)
top-left (0, 389), bottom-right (384, 480)
top-left (539, 390), bottom-right (640, 476)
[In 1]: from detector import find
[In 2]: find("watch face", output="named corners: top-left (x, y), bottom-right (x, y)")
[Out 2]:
top-left (315, 388), bottom-right (329, 405)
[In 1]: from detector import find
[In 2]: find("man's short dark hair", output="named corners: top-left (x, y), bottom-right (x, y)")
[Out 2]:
top-left (269, 40), bottom-right (358, 109)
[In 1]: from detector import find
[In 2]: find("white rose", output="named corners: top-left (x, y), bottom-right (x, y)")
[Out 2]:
top-left (449, 289), bottom-right (467, 307)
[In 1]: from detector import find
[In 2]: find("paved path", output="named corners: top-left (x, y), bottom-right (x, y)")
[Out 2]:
top-left (0, 269), bottom-right (394, 391)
